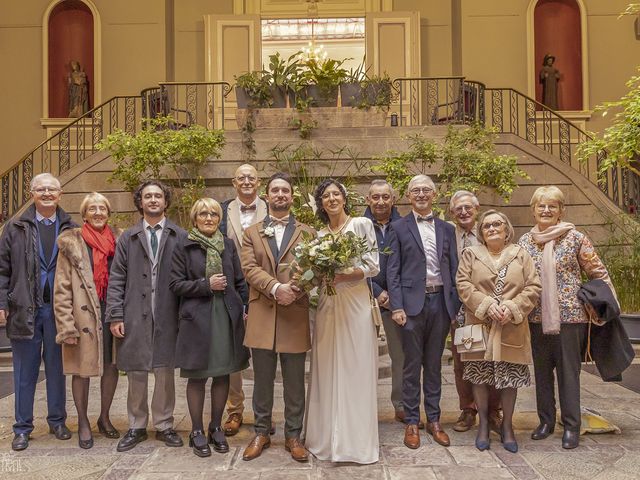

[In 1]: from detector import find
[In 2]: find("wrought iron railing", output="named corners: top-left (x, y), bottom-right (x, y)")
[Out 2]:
top-left (392, 77), bottom-right (639, 215)
top-left (1, 96), bottom-right (142, 224)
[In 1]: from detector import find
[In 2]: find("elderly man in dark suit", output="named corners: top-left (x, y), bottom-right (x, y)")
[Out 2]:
top-left (106, 180), bottom-right (187, 452)
top-left (0, 173), bottom-right (76, 451)
top-left (387, 174), bottom-right (461, 450)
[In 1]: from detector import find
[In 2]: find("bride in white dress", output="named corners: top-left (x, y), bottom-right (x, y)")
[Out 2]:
top-left (305, 179), bottom-right (380, 464)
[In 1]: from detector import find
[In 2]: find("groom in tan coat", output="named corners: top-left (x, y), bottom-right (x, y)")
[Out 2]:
top-left (240, 172), bottom-right (314, 462)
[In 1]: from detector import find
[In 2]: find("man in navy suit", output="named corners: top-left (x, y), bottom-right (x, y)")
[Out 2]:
top-left (387, 174), bottom-right (461, 450)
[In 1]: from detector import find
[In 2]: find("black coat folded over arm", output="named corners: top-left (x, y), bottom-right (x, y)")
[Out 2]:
top-left (578, 279), bottom-right (635, 382)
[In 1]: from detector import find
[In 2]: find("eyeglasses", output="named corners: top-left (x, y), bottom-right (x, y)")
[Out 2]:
top-left (235, 175), bottom-right (257, 183)
top-left (535, 204), bottom-right (560, 212)
top-left (453, 205), bottom-right (475, 214)
top-left (197, 211), bottom-right (219, 219)
top-left (481, 220), bottom-right (505, 231)
top-left (409, 187), bottom-right (433, 196)
top-left (32, 187), bottom-right (61, 194)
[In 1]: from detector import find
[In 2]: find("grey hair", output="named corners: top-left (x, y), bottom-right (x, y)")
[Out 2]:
top-left (368, 179), bottom-right (395, 197)
top-left (449, 190), bottom-right (480, 212)
top-left (477, 209), bottom-right (515, 246)
top-left (30, 173), bottom-right (61, 191)
top-left (407, 174), bottom-right (436, 192)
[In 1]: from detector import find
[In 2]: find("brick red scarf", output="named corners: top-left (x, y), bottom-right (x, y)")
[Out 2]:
top-left (81, 223), bottom-right (115, 301)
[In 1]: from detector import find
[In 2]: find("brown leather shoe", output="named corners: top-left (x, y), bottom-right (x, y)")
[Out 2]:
top-left (242, 434), bottom-right (271, 461)
top-left (285, 437), bottom-right (309, 462)
top-left (224, 413), bottom-right (243, 436)
top-left (453, 410), bottom-right (477, 432)
top-left (488, 410), bottom-right (503, 435)
top-left (395, 410), bottom-right (425, 429)
top-left (404, 424), bottom-right (420, 449)
top-left (427, 421), bottom-right (450, 447)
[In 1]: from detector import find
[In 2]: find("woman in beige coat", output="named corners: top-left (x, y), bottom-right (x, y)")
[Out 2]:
top-left (54, 193), bottom-right (120, 449)
top-left (456, 210), bottom-right (541, 453)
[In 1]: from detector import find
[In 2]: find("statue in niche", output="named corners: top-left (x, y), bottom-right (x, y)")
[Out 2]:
top-left (539, 53), bottom-right (560, 110)
top-left (68, 60), bottom-right (89, 117)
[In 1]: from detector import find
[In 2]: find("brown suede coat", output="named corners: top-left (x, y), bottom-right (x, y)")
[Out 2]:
top-left (240, 216), bottom-right (314, 353)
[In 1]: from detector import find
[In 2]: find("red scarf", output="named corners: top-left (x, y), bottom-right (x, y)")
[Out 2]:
top-left (81, 223), bottom-right (116, 301)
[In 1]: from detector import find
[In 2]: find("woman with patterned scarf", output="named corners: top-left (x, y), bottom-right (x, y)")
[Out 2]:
top-left (170, 198), bottom-right (249, 458)
top-left (518, 186), bottom-right (616, 450)
top-left (54, 192), bottom-right (120, 449)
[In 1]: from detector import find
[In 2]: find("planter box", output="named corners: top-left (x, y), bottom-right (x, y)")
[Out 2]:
top-left (620, 313), bottom-right (640, 344)
top-left (235, 107), bottom-right (387, 130)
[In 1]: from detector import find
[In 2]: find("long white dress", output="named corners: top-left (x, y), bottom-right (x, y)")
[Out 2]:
top-left (305, 217), bottom-right (380, 464)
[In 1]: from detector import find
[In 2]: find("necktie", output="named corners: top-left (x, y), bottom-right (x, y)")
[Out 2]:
top-left (270, 216), bottom-right (289, 226)
top-left (148, 225), bottom-right (160, 257)
top-left (40, 218), bottom-right (52, 226)
top-left (463, 232), bottom-right (472, 248)
top-left (240, 204), bottom-right (257, 212)
top-left (417, 214), bottom-right (434, 223)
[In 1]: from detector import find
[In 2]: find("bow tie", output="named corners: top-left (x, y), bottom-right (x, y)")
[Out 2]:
top-left (270, 216), bottom-right (289, 226)
top-left (240, 204), bottom-right (257, 212)
top-left (417, 214), bottom-right (434, 223)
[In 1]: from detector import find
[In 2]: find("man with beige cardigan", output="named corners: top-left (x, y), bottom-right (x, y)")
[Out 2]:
top-left (240, 172), bottom-right (314, 462)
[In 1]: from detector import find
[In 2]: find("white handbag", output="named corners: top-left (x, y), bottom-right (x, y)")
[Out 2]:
top-left (453, 324), bottom-right (488, 353)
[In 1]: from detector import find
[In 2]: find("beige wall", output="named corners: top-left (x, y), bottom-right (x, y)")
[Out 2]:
top-left (1, 0), bottom-right (638, 176)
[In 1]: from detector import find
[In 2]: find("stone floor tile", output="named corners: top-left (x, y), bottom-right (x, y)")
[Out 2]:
top-left (101, 469), bottom-right (137, 480)
top-left (140, 446), bottom-right (234, 472)
top-left (319, 465), bottom-right (385, 480)
top-left (387, 466), bottom-right (438, 480)
top-left (492, 448), bottom-right (529, 466)
top-left (381, 445), bottom-right (454, 467)
top-left (259, 470), bottom-right (312, 480)
top-left (433, 465), bottom-right (515, 479)
top-left (127, 474), bottom-right (183, 480)
top-left (522, 450), bottom-right (624, 480)
top-left (108, 453), bottom-right (148, 469)
top-left (505, 465), bottom-right (542, 480)
top-left (592, 469), bottom-right (640, 480)
top-left (446, 445), bottom-right (499, 467)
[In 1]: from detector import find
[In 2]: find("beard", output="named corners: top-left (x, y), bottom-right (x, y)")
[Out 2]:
top-left (270, 201), bottom-right (291, 212)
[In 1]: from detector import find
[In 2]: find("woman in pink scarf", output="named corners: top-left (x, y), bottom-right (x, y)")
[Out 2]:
top-left (518, 186), bottom-right (615, 450)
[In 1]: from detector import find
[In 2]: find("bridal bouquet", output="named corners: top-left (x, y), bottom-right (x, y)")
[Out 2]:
top-left (293, 230), bottom-right (375, 296)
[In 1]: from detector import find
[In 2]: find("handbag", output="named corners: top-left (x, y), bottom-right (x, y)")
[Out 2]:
top-left (453, 324), bottom-right (488, 353)
top-left (453, 261), bottom-right (511, 354)
top-left (368, 278), bottom-right (382, 327)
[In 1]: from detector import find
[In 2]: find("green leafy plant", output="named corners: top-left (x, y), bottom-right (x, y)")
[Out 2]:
top-left (374, 123), bottom-right (528, 201)
top-left (288, 116), bottom-right (317, 139)
top-left (595, 214), bottom-right (640, 313)
top-left (234, 71), bottom-right (273, 108)
top-left (267, 52), bottom-right (300, 91)
top-left (98, 116), bottom-right (226, 227)
top-left (301, 57), bottom-right (349, 103)
top-left (577, 68), bottom-right (640, 177)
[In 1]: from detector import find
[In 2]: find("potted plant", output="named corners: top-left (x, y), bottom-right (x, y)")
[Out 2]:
top-left (597, 215), bottom-right (640, 342)
top-left (299, 57), bottom-right (348, 107)
top-left (340, 61), bottom-right (367, 107)
top-left (234, 70), bottom-right (273, 109)
top-left (267, 52), bottom-right (300, 108)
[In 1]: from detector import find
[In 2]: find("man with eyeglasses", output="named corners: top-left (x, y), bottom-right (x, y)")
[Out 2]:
top-left (448, 190), bottom-right (502, 435)
top-left (0, 173), bottom-right (76, 450)
top-left (106, 180), bottom-right (187, 451)
top-left (387, 175), bottom-right (461, 450)
top-left (219, 164), bottom-right (268, 436)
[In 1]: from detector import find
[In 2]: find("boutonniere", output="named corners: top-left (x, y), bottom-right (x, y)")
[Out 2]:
top-left (262, 226), bottom-right (275, 237)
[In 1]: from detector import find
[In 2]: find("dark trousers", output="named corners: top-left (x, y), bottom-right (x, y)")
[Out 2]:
top-left (402, 291), bottom-right (450, 424)
top-left (450, 323), bottom-right (501, 414)
top-left (11, 304), bottom-right (66, 435)
top-left (530, 322), bottom-right (586, 432)
top-left (251, 348), bottom-right (306, 439)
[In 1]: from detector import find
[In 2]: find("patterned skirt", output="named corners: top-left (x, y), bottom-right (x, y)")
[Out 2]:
top-left (463, 360), bottom-right (531, 389)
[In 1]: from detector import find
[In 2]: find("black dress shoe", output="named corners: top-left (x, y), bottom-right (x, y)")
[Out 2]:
top-left (49, 424), bottom-right (72, 440)
top-left (12, 433), bottom-right (29, 451)
top-left (531, 423), bottom-right (555, 440)
top-left (97, 419), bottom-right (120, 439)
top-left (78, 435), bottom-right (94, 449)
top-left (189, 430), bottom-right (211, 457)
top-left (562, 429), bottom-right (580, 449)
top-left (116, 429), bottom-right (148, 452)
top-left (155, 428), bottom-right (183, 447)
top-left (208, 425), bottom-right (229, 453)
